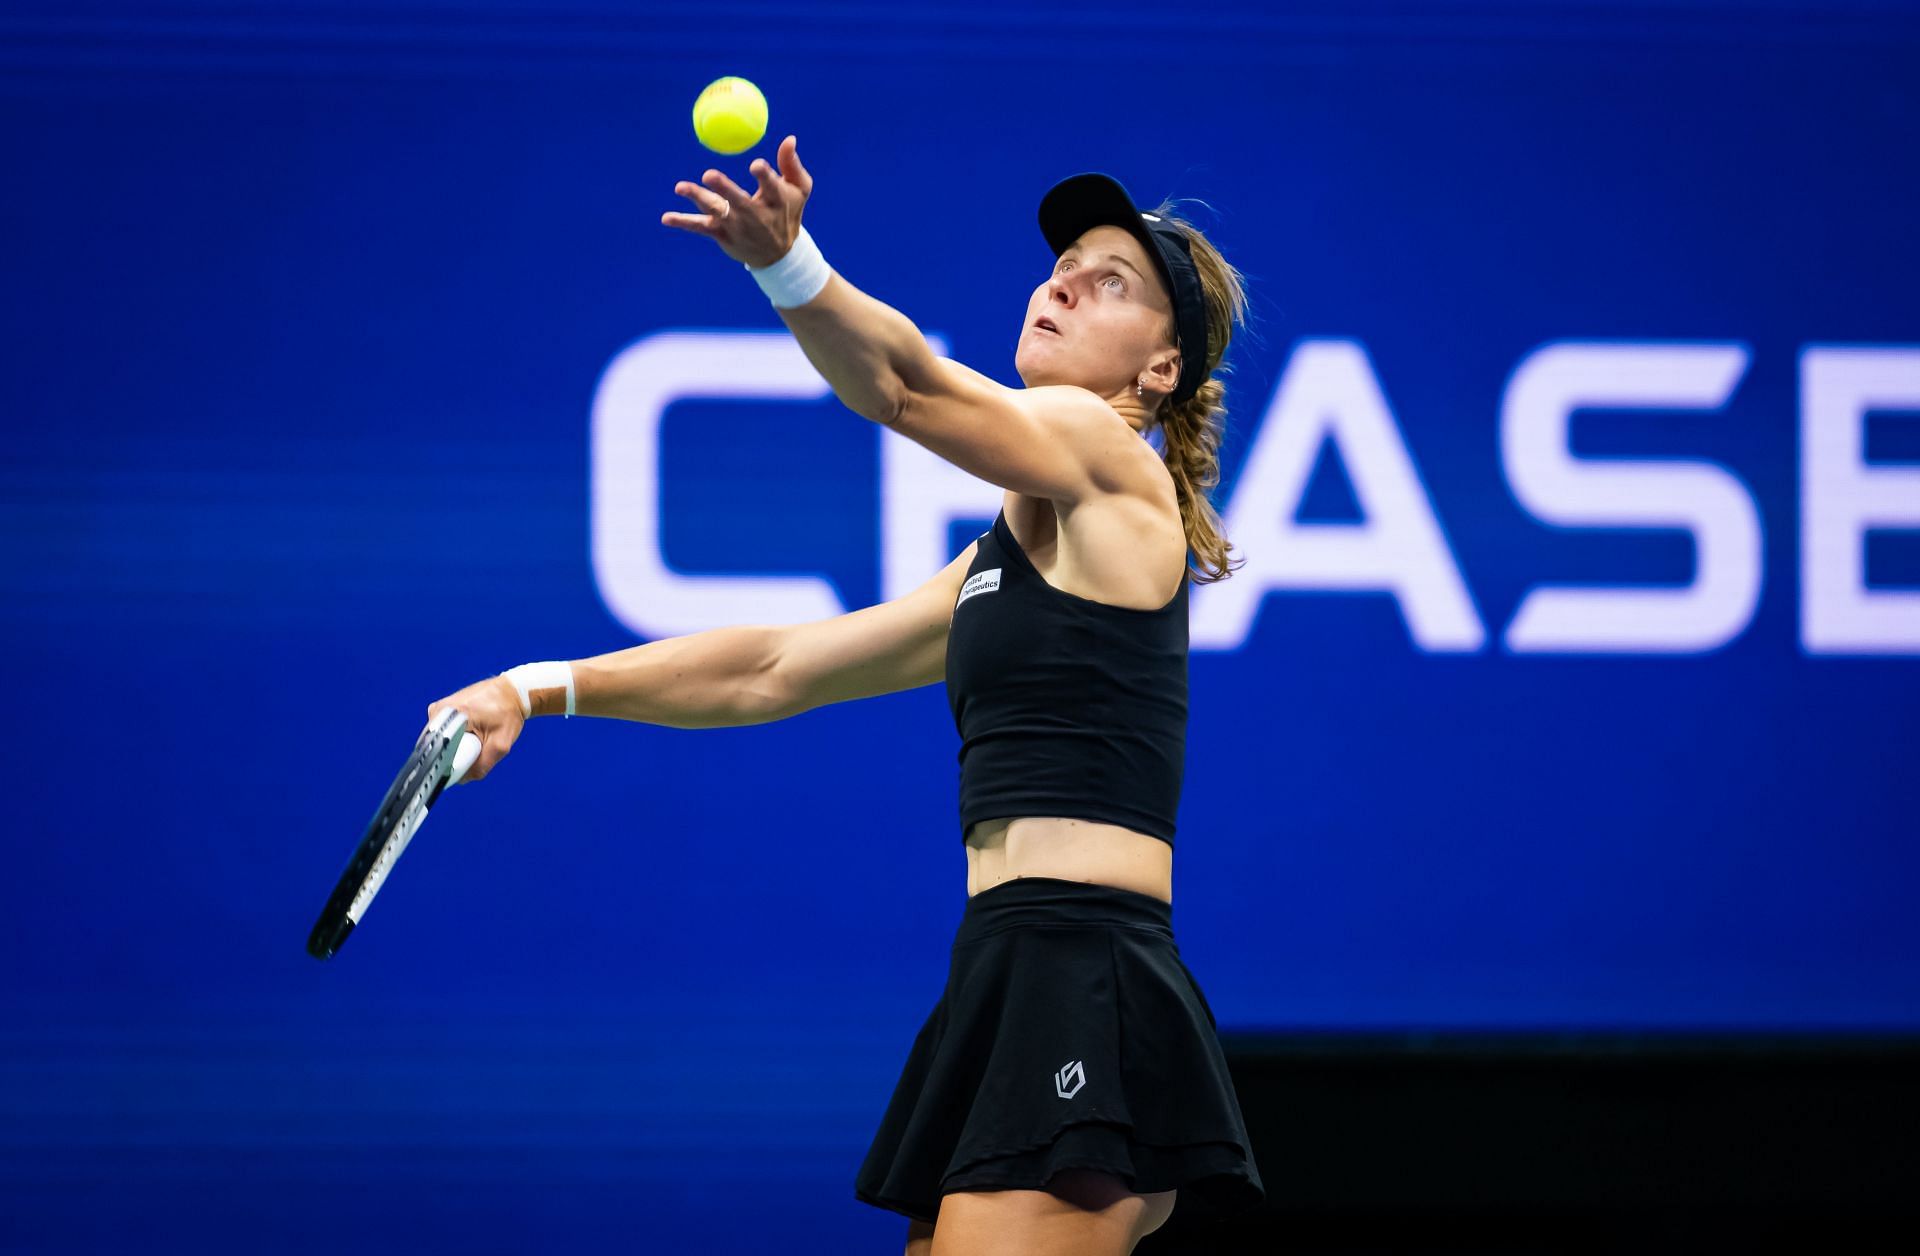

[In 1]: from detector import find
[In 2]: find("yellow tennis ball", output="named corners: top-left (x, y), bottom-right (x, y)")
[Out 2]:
top-left (692, 77), bottom-right (768, 156)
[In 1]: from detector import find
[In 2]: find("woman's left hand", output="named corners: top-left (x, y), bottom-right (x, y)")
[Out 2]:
top-left (661, 134), bottom-right (814, 268)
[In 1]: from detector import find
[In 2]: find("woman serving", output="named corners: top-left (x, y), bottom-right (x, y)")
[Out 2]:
top-left (428, 135), bottom-right (1262, 1255)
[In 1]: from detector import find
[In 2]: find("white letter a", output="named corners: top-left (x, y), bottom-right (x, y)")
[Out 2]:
top-left (1193, 339), bottom-right (1485, 652)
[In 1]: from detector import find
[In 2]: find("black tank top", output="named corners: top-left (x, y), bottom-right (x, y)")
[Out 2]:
top-left (946, 508), bottom-right (1190, 846)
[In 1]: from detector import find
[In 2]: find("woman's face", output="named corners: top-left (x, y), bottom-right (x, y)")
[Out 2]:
top-left (1015, 224), bottom-right (1179, 410)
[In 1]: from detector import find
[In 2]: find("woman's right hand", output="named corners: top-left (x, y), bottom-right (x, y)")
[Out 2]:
top-left (426, 675), bottom-right (525, 784)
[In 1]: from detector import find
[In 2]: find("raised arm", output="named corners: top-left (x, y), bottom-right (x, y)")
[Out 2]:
top-left (662, 137), bottom-right (1146, 505)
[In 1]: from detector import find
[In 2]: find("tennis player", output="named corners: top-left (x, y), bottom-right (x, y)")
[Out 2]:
top-left (428, 135), bottom-right (1263, 1254)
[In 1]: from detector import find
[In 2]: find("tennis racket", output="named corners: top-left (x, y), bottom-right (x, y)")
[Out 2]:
top-left (307, 706), bottom-right (483, 960)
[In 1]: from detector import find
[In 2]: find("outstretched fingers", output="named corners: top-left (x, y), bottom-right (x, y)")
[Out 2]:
top-left (663, 178), bottom-right (731, 233)
top-left (674, 179), bottom-right (731, 214)
top-left (777, 135), bottom-right (812, 197)
top-left (699, 167), bottom-right (752, 207)
top-left (661, 142), bottom-right (808, 248)
top-left (661, 210), bottom-right (719, 234)
top-left (746, 156), bottom-right (787, 205)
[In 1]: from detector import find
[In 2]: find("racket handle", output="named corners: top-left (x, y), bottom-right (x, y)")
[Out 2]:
top-left (448, 730), bottom-right (482, 786)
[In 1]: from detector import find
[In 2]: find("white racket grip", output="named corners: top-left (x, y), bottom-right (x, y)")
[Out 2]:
top-left (448, 731), bottom-right (482, 786)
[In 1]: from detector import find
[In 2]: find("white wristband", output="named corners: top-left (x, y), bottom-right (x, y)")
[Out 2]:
top-left (503, 661), bottom-right (574, 719)
top-left (746, 227), bottom-right (831, 308)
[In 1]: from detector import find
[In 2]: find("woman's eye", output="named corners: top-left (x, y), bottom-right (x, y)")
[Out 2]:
top-left (1103, 275), bottom-right (1124, 292)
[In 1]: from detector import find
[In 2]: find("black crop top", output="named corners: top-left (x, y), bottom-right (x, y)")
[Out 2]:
top-left (945, 509), bottom-right (1190, 846)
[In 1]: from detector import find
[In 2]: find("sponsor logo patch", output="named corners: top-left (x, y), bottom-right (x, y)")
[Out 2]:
top-left (956, 568), bottom-right (1002, 607)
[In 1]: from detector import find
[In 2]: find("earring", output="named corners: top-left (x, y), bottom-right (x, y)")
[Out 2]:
top-left (1136, 380), bottom-right (1145, 398)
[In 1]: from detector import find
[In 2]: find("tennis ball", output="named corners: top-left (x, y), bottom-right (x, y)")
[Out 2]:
top-left (692, 77), bottom-right (768, 156)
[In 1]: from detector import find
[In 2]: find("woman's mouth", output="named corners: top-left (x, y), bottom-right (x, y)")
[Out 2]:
top-left (1034, 317), bottom-right (1060, 335)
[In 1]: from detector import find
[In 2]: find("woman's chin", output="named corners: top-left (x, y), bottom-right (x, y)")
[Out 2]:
top-left (1014, 346), bottom-right (1063, 388)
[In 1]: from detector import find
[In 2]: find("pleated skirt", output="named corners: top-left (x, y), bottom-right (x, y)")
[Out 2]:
top-left (854, 875), bottom-right (1266, 1225)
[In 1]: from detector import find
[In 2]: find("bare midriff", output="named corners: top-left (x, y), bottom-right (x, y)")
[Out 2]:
top-left (964, 815), bottom-right (1173, 904)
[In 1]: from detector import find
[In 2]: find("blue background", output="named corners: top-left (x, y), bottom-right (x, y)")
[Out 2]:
top-left (3, 1), bottom-right (1917, 1250)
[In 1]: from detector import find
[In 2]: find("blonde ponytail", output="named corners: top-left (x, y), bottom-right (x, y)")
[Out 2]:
top-left (1148, 205), bottom-right (1249, 584)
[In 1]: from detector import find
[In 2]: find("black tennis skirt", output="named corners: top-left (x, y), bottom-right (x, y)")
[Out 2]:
top-left (854, 875), bottom-right (1266, 1225)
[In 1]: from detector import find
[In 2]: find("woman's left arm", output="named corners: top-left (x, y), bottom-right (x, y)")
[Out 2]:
top-left (662, 137), bottom-right (1129, 503)
top-left (779, 273), bottom-right (933, 429)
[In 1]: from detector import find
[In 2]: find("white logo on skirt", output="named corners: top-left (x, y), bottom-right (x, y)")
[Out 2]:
top-left (1055, 1059), bottom-right (1086, 1099)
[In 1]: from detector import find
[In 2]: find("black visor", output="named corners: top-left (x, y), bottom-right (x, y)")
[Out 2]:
top-left (1037, 172), bottom-right (1210, 405)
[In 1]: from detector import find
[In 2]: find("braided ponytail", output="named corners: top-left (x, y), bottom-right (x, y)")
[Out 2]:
top-left (1147, 205), bottom-right (1249, 584)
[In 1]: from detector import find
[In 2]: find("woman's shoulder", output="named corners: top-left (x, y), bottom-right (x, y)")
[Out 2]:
top-left (1010, 489), bottom-right (1188, 606)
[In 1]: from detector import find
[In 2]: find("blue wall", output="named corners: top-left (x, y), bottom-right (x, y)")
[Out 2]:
top-left (4, 2), bottom-right (1917, 1250)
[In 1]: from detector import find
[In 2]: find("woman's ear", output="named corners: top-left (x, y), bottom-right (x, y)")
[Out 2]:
top-left (1148, 349), bottom-right (1182, 395)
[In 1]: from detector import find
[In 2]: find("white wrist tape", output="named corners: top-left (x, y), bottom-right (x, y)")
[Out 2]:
top-left (503, 661), bottom-right (574, 719)
top-left (746, 227), bottom-right (831, 308)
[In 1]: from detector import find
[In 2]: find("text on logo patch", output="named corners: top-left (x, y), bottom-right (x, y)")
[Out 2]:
top-left (957, 569), bottom-right (1002, 607)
